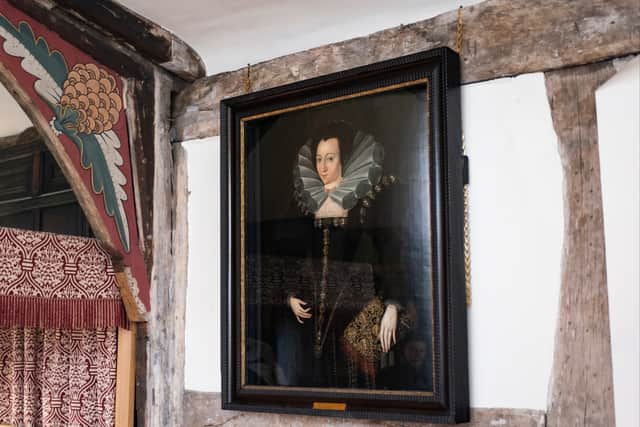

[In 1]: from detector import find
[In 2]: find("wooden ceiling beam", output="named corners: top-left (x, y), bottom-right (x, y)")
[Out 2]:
top-left (172, 0), bottom-right (640, 141)
top-left (9, 0), bottom-right (205, 82)
top-left (56, 0), bottom-right (173, 63)
top-left (53, 0), bottom-right (206, 81)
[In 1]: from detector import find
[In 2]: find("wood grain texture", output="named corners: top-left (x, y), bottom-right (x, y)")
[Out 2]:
top-left (123, 78), bottom-right (156, 271)
top-left (115, 325), bottom-right (137, 427)
top-left (10, 0), bottom-right (152, 81)
top-left (54, 0), bottom-right (172, 62)
top-left (0, 189), bottom-right (76, 217)
top-left (134, 322), bottom-right (148, 427)
top-left (170, 139), bottom-right (189, 427)
top-left (173, 0), bottom-right (640, 141)
top-left (544, 62), bottom-right (617, 427)
top-left (184, 391), bottom-right (546, 427)
top-left (51, 0), bottom-right (205, 81)
top-left (165, 38), bottom-right (207, 82)
top-left (114, 272), bottom-right (146, 322)
top-left (9, 0), bottom-right (204, 81)
top-left (143, 69), bottom-right (185, 427)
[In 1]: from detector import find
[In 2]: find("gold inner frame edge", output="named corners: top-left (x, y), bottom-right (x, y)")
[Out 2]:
top-left (238, 77), bottom-right (436, 397)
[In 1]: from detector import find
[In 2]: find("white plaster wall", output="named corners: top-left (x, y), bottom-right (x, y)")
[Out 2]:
top-left (463, 73), bottom-right (562, 409)
top-left (596, 57), bottom-right (640, 427)
top-left (120, 0), bottom-right (482, 74)
top-left (184, 137), bottom-right (221, 392)
top-left (0, 83), bottom-right (32, 137)
top-left (183, 73), bottom-right (564, 411)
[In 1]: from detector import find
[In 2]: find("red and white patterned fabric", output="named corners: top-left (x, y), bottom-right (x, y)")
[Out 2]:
top-left (0, 328), bottom-right (117, 427)
top-left (0, 227), bottom-right (124, 427)
top-left (0, 227), bottom-right (127, 329)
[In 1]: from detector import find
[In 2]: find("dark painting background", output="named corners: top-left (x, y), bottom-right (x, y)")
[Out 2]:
top-left (243, 84), bottom-right (434, 391)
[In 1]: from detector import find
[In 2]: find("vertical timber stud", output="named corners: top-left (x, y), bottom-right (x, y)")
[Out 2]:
top-left (544, 62), bottom-right (617, 427)
top-left (116, 325), bottom-right (137, 427)
top-left (172, 142), bottom-right (189, 427)
top-left (146, 69), bottom-right (185, 426)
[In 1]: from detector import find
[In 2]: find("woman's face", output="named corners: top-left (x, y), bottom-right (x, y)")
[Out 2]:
top-left (316, 137), bottom-right (342, 187)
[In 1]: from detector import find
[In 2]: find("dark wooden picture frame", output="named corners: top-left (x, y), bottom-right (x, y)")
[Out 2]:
top-left (221, 47), bottom-right (469, 423)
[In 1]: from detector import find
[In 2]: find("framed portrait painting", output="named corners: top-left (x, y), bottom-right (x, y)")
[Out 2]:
top-left (221, 47), bottom-right (469, 423)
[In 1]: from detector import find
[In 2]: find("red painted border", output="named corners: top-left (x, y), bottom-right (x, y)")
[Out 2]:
top-left (0, 0), bottom-right (149, 313)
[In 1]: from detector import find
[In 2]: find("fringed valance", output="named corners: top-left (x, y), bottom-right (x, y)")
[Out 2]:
top-left (0, 227), bottom-right (127, 329)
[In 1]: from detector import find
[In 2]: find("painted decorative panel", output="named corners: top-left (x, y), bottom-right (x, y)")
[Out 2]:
top-left (0, 0), bottom-right (149, 315)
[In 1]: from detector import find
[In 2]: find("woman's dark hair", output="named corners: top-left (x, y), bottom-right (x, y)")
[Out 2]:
top-left (312, 120), bottom-right (355, 167)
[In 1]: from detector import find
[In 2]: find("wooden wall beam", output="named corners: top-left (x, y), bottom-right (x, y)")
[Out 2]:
top-left (184, 391), bottom-right (546, 427)
top-left (116, 325), bottom-right (137, 427)
top-left (56, 0), bottom-right (172, 63)
top-left (8, 0), bottom-right (204, 82)
top-left (9, 0), bottom-right (152, 81)
top-left (123, 78), bottom-right (156, 270)
top-left (142, 69), bottom-right (187, 426)
top-left (544, 61), bottom-right (617, 427)
top-left (170, 140), bottom-right (189, 427)
top-left (173, 0), bottom-right (640, 141)
top-left (51, 0), bottom-right (205, 81)
top-left (134, 322), bottom-right (148, 427)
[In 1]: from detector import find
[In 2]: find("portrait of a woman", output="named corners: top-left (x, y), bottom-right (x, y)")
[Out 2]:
top-left (276, 121), bottom-right (414, 389)
top-left (224, 47), bottom-right (466, 421)
top-left (243, 85), bottom-right (433, 393)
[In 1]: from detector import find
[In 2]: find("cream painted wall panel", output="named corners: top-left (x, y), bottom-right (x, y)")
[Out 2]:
top-left (463, 73), bottom-right (563, 410)
top-left (184, 137), bottom-right (221, 392)
top-left (0, 83), bottom-right (32, 137)
top-left (596, 57), bottom-right (640, 427)
top-left (183, 74), bottom-right (565, 411)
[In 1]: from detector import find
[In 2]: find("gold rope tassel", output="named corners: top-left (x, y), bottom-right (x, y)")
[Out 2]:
top-left (457, 6), bottom-right (471, 306)
top-left (463, 181), bottom-right (471, 306)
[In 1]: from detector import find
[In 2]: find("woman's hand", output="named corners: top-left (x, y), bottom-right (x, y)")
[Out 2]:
top-left (289, 297), bottom-right (312, 324)
top-left (378, 304), bottom-right (398, 353)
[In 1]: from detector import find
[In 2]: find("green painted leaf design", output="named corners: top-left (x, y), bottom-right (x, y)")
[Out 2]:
top-left (2, 14), bottom-right (131, 254)
top-left (62, 126), bottom-right (131, 253)
top-left (0, 15), bottom-right (67, 86)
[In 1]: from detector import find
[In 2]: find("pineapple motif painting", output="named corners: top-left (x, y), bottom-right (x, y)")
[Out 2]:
top-left (0, 17), bottom-right (131, 252)
top-left (58, 63), bottom-right (123, 134)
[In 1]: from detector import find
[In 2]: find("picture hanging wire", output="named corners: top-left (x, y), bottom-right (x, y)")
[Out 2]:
top-left (245, 63), bottom-right (252, 93)
top-left (457, 5), bottom-right (472, 306)
top-left (242, 20), bottom-right (470, 304)
top-left (456, 5), bottom-right (464, 56)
